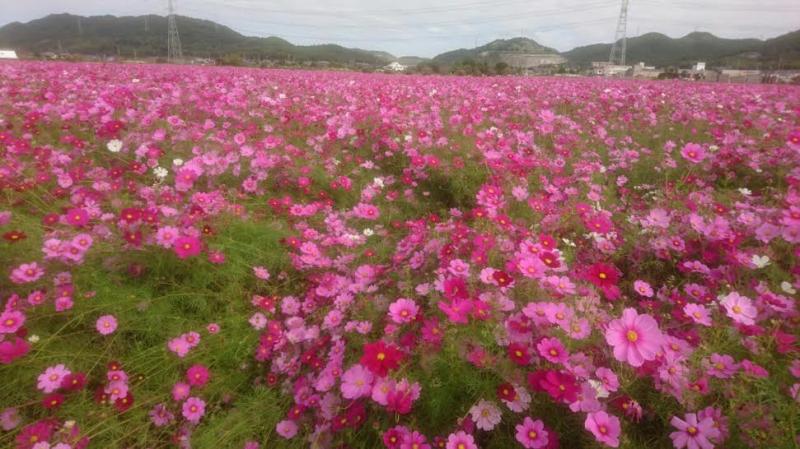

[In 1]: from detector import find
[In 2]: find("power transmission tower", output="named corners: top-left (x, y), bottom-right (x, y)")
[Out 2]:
top-left (609, 0), bottom-right (629, 66)
top-left (167, 0), bottom-right (183, 63)
top-left (77, 17), bottom-right (83, 36)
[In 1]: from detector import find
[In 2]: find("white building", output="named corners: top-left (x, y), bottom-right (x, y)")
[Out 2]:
top-left (0, 50), bottom-right (18, 60)
top-left (693, 62), bottom-right (706, 72)
top-left (384, 61), bottom-right (407, 72)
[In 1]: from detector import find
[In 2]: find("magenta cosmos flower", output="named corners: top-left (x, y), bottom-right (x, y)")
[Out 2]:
top-left (584, 411), bottom-right (621, 447)
top-left (187, 364), bottom-right (210, 387)
top-left (182, 396), bottom-right (206, 424)
top-left (669, 412), bottom-right (720, 449)
top-left (515, 416), bottom-right (549, 448)
top-left (605, 308), bottom-right (664, 367)
top-left (173, 236), bottom-right (202, 259)
top-left (96, 315), bottom-right (118, 335)
top-left (341, 364), bottom-right (374, 399)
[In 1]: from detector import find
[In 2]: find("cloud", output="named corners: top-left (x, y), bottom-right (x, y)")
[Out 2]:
top-left (1, 0), bottom-right (797, 57)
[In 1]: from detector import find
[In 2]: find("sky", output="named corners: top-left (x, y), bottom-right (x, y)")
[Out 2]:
top-left (1, 0), bottom-right (798, 57)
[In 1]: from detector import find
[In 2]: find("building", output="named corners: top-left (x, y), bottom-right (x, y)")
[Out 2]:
top-left (632, 62), bottom-right (660, 79)
top-left (384, 61), bottom-right (407, 72)
top-left (591, 61), bottom-right (632, 77)
top-left (693, 62), bottom-right (706, 72)
top-left (711, 69), bottom-right (763, 84)
top-left (0, 49), bottom-right (18, 60)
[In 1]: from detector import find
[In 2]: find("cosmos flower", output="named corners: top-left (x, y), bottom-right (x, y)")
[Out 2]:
top-left (605, 308), bottom-right (664, 367)
top-left (341, 364), bottom-right (374, 399)
top-left (95, 315), bottom-right (118, 335)
top-left (669, 413), bottom-right (720, 449)
top-left (585, 411), bottom-right (621, 447)
top-left (719, 292), bottom-right (757, 326)
top-left (469, 400), bottom-right (501, 431)
top-left (182, 397), bottom-right (206, 424)
top-left (515, 416), bottom-right (549, 449)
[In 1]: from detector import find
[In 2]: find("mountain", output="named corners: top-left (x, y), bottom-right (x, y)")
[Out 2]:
top-left (433, 37), bottom-right (560, 66)
top-left (563, 31), bottom-right (800, 69)
top-left (0, 13), bottom-right (388, 64)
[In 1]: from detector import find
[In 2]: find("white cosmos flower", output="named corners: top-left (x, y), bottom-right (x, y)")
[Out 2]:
top-left (153, 166), bottom-right (168, 179)
top-left (172, 158), bottom-right (184, 167)
top-left (781, 281), bottom-right (796, 295)
top-left (107, 139), bottom-right (123, 153)
top-left (751, 255), bottom-right (770, 269)
top-left (362, 228), bottom-right (374, 236)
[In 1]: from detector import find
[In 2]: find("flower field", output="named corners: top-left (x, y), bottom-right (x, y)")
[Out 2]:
top-left (1, 61), bottom-right (799, 449)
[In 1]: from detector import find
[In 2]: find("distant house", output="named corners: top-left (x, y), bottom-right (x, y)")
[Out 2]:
top-left (693, 62), bottom-right (706, 72)
top-left (632, 62), bottom-right (660, 79)
top-left (384, 62), bottom-right (407, 72)
top-left (0, 49), bottom-right (18, 60)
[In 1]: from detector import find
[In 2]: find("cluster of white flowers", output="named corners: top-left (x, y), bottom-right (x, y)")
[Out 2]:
top-left (107, 139), bottom-right (123, 153)
top-left (173, 158), bottom-right (184, 167)
top-left (372, 177), bottom-right (384, 188)
top-left (153, 166), bottom-right (169, 179)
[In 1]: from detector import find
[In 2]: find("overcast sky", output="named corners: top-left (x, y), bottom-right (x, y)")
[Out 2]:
top-left (1, 0), bottom-right (798, 57)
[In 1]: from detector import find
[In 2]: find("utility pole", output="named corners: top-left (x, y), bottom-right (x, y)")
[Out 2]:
top-left (167, 0), bottom-right (183, 63)
top-left (77, 17), bottom-right (83, 36)
top-left (145, 15), bottom-right (149, 33)
top-left (609, 0), bottom-right (629, 66)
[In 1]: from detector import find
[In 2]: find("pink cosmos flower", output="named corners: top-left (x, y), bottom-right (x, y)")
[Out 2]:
top-left (96, 315), bottom-right (118, 335)
top-left (469, 400), bottom-right (501, 431)
top-left (401, 431), bottom-right (431, 449)
top-left (633, 280), bottom-right (653, 297)
top-left (669, 412), bottom-right (720, 449)
top-left (353, 203), bottom-right (380, 220)
top-left (253, 266), bottom-right (270, 280)
top-left (719, 292), bottom-right (757, 325)
top-left (149, 403), bottom-right (175, 427)
top-left (207, 323), bottom-right (220, 334)
top-left (704, 353), bottom-right (739, 379)
top-left (276, 419), bottom-right (298, 438)
top-left (0, 310), bottom-right (25, 334)
top-left (182, 396), bottom-right (206, 424)
top-left (683, 303), bottom-right (712, 326)
top-left (0, 407), bottom-right (20, 431)
top-left (605, 308), bottom-right (664, 367)
top-left (585, 411), bottom-right (621, 447)
top-left (10, 262), bottom-right (45, 284)
top-left (680, 143), bottom-right (706, 164)
top-left (537, 337), bottom-right (569, 364)
top-left (173, 236), bottom-right (202, 259)
top-left (340, 364), bottom-right (374, 399)
top-left (172, 382), bottom-right (191, 401)
top-left (37, 364), bottom-right (71, 393)
top-left (155, 226), bottom-right (179, 248)
top-left (515, 416), bottom-right (549, 448)
top-left (445, 431), bottom-right (477, 449)
top-left (389, 298), bottom-right (419, 324)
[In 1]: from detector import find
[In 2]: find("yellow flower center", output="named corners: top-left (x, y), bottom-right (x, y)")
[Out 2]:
top-left (626, 330), bottom-right (639, 342)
